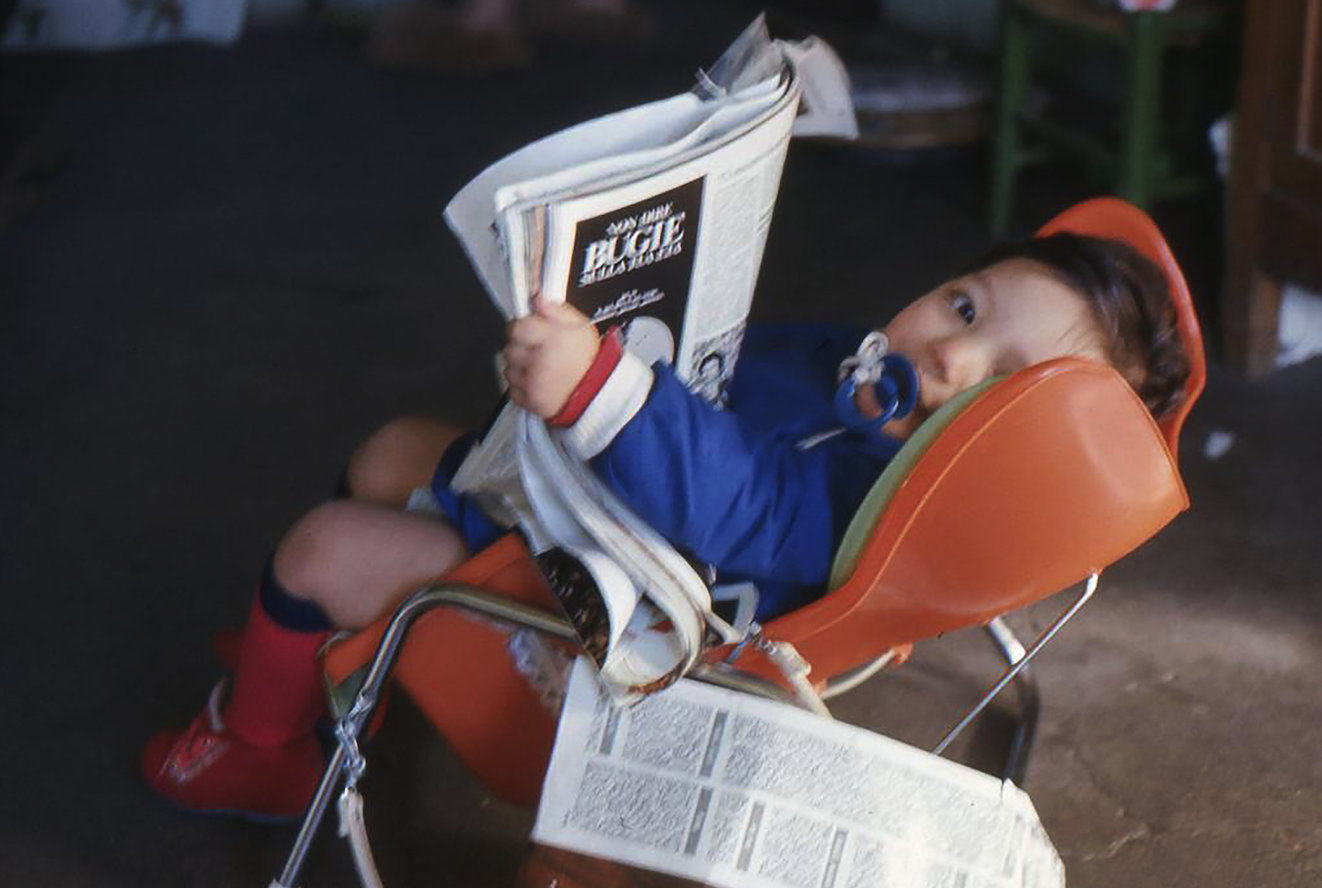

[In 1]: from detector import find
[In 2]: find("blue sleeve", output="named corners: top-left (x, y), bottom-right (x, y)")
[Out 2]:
top-left (588, 366), bottom-right (839, 587)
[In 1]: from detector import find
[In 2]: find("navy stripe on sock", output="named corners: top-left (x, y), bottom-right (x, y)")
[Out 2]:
top-left (259, 558), bottom-right (334, 633)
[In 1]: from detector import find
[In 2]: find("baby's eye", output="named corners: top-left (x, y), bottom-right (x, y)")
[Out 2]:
top-left (950, 291), bottom-right (976, 325)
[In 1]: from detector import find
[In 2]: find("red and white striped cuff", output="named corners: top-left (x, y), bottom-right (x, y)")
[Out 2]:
top-left (552, 330), bottom-right (654, 460)
top-left (548, 326), bottom-right (625, 428)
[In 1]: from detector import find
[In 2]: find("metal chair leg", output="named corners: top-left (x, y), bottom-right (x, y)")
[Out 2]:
top-left (931, 572), bottom-right (1099, 785)
top-left (989, 3), bottom-right (1032, 235)
top-left (984, 616), bottom-right (1041, 787)
top-left (273, 575), bottom-right (1098, 885)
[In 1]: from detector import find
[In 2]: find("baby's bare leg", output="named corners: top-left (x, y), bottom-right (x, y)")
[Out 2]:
top-left (345, 415), bottom-right (465, 508)
top-left (273, 500), bottom-right (468, 629)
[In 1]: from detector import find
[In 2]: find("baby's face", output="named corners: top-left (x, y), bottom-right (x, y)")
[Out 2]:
top-left (876, 258), bottom-right (1107, 439)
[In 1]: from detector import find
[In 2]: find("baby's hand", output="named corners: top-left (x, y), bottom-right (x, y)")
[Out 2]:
top-left (504, 298), bottom-right (601, 419)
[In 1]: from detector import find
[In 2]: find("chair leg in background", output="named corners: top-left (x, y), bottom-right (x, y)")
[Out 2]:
top-left (990, 6), bottom-right (1031, 236)
top-left (1118, 12), bottom-right (1163, 210)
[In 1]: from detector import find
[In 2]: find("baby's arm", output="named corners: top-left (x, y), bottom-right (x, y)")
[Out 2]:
top-left (504, 301), bottom-right (839, 586)
top-left (586, 369), bottom-right (839, 585)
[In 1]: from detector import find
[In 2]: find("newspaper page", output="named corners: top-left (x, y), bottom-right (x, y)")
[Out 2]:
top-left (445, 19), bottom-right (858, 702)
top-left (442, 15), bottom-right (815, 318)
top-left (445, 90), bottom-right (711, 316)
top-left (447, 48), bottom-right (797, 512)
top-left (531, 83), bottom-right (798, 402)
top-left (535, 659), bottom-right (1065, 888)
top-left (452, 77), bottom-right (796, 503)
top-left (451, 48), bottom-right (804, 699)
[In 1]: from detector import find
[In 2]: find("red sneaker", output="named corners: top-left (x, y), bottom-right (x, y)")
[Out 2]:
top-left (141, 681), bottom-right (325, 822)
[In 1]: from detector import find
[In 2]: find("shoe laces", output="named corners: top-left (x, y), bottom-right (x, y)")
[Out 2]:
top-left (164, 680), bottom-right (229, 783)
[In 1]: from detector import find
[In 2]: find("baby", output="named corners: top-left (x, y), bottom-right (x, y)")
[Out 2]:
top-left (141, 225), bottom-right (1189, 821)
top-left (503, 230), bottom-right (1189, 619)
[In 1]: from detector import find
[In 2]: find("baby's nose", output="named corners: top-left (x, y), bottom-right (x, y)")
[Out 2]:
top-left (929, 337), bottom-right (990, 398)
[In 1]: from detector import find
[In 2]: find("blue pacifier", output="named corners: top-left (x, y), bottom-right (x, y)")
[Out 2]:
top-left (833, 331), bottom-right (920, 433)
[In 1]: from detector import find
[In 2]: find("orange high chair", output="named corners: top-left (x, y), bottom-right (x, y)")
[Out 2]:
top-left (272, 197), bottom-right (1205, 888)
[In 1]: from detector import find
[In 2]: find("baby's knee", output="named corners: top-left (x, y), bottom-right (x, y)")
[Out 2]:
top-left (272, 501), bottom-right (359, 598)
top-left (347, 415), bottom-right (461, 505)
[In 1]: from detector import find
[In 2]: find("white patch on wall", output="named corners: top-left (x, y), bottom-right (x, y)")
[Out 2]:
top-left (1208, 114), bottom-right (1232, 179)
top-left (1203, 429), bottom-right (1236, 460)
top-left (3, 0), bottom-right (248, 50)
top-left (1115, 0), bottom-right (1178, 10)
top-left (1277, 283), bottom-right (1322, 368)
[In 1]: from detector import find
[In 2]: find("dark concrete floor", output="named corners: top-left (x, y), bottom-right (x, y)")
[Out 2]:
top-left (2, 3), bottom-right (1320, 887)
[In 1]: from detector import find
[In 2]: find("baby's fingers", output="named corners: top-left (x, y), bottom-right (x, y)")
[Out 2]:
top-left (503, 339), bottom-right (534, 363)
top-left (507, 314), bottom-right (554, 346)
top-left (507, 383), bottom-right (533, 412)
top-left (533, 297), bottom-right (591, 327)
top-left (502, 342), bottom-right (533, 381)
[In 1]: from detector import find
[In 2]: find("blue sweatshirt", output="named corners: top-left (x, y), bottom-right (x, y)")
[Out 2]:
top-left (562, 324), bottom-right (904, 620)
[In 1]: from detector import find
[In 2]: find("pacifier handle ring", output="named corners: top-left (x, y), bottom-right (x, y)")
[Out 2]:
top-left (834, 376), bottom-right (889, 433)
top-left (834, 350), bottom-right (920, 434)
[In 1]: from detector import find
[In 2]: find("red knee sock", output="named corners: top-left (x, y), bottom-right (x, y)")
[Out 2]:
top-left (221, 571), bottom-right (331, 748)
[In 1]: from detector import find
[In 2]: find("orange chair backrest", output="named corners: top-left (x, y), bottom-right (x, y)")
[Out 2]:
top-left (723, 198), bottom-right (1205, 687)
top-left (1037, 197), bottom-right (1206, 457)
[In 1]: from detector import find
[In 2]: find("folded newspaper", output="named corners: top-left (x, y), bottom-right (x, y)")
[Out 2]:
top-left (444, 16), bottom-right (858, 701)
top-left (535, 658), bottom-right (1066, 888)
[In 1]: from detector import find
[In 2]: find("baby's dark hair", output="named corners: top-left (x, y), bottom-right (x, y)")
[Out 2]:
top-left (964, 232), bottom-right (1190, 418)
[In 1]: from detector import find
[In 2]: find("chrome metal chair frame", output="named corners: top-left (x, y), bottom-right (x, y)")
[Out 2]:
top-left (272, 573), bottom-right (1099, 888)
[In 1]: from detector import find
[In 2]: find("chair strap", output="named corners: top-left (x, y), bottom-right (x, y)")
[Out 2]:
top-left (337, 788), bottom-right (385, 888)
top-left (753, 634), bottom-right (833, 718)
